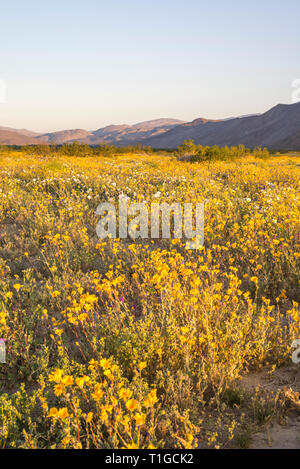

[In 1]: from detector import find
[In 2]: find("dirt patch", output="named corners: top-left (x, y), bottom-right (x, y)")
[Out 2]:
top-left (250, 416), bottom-right (300, 449)
top-left (241, 365), bottom-right (300, 392)
top-left (239, 365), bottom-right (300, 449)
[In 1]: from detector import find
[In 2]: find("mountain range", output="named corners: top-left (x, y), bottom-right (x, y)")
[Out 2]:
top-left (1, 102), bottom-right (300, 150)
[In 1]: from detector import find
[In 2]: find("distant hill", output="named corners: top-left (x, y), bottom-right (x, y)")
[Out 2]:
top-left (1, 104), bottom-right (300, 149)
top-left (84, 119), bottom-right (186, 145)
top-left (0, 126), bottom-right (42, 137)
top-left (31, 119), bottom-right (185, 146)
top-left (37, 129), bottom-right (92, 144)
top-left (0, 129), bottom-right (40, 145)
top-left (144, 103), bottom-right (300, 149)
top-left (0, 119), bottom-right (185, 146)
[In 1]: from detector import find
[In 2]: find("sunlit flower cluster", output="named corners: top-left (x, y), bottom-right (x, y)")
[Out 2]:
top-left (0, 150), bottom-right (299, 448)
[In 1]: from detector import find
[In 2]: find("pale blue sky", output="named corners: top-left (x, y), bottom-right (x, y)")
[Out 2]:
top-left (0, 0), bottom-right (299, 132)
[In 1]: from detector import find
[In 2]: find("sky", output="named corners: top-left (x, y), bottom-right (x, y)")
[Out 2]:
top-left (0, 0), bottom-right (299, 132)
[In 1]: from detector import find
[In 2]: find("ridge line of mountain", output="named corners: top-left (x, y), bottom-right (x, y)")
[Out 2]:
top-left (1, 102), bottom-right (300, 150)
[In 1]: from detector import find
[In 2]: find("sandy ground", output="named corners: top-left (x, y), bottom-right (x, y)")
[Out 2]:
top-left (240, 365), bottom-right (300, 449)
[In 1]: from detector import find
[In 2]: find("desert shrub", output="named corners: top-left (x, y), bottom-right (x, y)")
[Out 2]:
top-left (177, 140), bottom-right (251, 162)
top-left (253, 146), bottom-right (270, 159)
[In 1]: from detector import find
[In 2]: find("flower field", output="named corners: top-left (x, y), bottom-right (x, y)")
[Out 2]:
top-left (0, 150), bottom-right (299, 448)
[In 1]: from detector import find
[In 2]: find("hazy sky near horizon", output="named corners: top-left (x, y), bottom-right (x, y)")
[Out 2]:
top-left (0, 0), bottom-right (299, 132)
